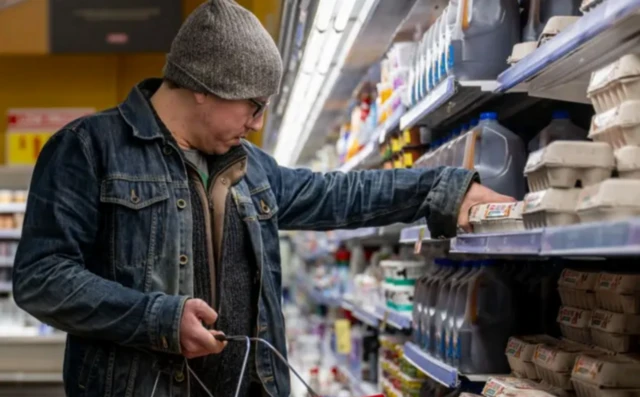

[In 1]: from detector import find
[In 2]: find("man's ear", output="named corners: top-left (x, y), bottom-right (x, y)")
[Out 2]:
top-left (194, 92), bottom-right (208, 104)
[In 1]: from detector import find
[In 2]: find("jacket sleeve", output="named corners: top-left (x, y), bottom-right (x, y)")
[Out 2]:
top-left (265, 154), bottom-right (479, 238)
top-left (12, 128), bottom-right (187, 355)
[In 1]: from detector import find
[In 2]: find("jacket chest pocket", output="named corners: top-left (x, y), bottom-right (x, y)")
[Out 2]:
top-left (100, 178), bottom-right (170, 287)
top-left (234, 185), bottom-right (278, 222)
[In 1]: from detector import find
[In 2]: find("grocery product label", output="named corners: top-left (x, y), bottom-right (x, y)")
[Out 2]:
top-left (533, 345), bottom-right (557, 365)
top-left (404, 152), bottom-right (414, 167)
top-left (524, 191), bottom-right (547, 212)
top-left (589, 310), bottom-right (613, 331)
top-left (391, 137), bottom-right (401, 152)
top-left (578, 186), bottom-right (598, 208)
top-left (557, 306), bottom-right (590, 328)
top-left (596, 273), bottom-right (623, 291)
top-left (403, 130), bottom-right (412, 145)
top-left (505, 338), bottom-right (526, 358)
top-left (335, 319), bottom-right (352, 354)
top-left (485, 203), bottom-right (513, 219)
top-left (559, 269), bottom-right (597, 289)
top-left (469, 204), bottom-right (486, 223)
top-left (572, 355), bottom-right (603, 379)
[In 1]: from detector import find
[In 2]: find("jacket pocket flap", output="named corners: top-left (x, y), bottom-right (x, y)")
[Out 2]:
top-left (100, 179), bottom-right (170, 210)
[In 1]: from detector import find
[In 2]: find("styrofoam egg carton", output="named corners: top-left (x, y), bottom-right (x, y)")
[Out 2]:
top-left (469, 202), bottom-right (525, 233)
top-left (505, 335), bottom-right (561, 380)
top-left (523, 188), bottom-right (580, 229)
top-left (596, 273), bottom-right (640, 314)
top-left (572, 354), bottom-right (640, 396)
top-left (576, 179), bottom-right (640, 223)
top-left (587, 55), bottom-right (640, 114)
top-left (589, 309), bottom-right (640, 353)
top-left (533, 340), bottom-right (600, 390)
top-left (558, 269), bottom-right (599, 310)
top-left (615, 146), bottom-right (640, 179)
top-left (589, 101), bottom-right (640, 149)
top-left (558, 306), bottom-right (593, 345)
top-left (525, 141), bottom-right (614, 192)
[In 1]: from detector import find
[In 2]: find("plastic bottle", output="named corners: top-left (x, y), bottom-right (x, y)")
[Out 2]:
top-left (444, 261), bottom-right (475, 364)
top-left (472, 112), bottom-right (527, 199)
top-left (421, 259), bottom-right (455, 353)
top-left (449, 0), bottom-right (520, 80)
top-left (527, 110), bottom-right (588, 152)
top-left (522, 0), bottom-right (544, 42)
top-left (434, 261), bottom-right (470, 360)
top-left (454, 261), bottom-right (514, 374)
top-left (444, 2), bottom-right (460, 77)
top-left (541, 0), bottom-right (581, 22)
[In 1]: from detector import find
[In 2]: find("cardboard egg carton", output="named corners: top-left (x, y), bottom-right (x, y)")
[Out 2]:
top-left (558, 269), bottom-right (599, 310)
top-left (539, 17), bottom-right (580, 46)
top-left (588, 55), bottom-right (640, 114)
top-left (469, 202), bottom-right (525, 234)
top-left (572, 354), bottom-right (640, 397)
top-left (505, 335), bottom-right (561, 380)
top-left (558, 306), bottom-right (593, 345)
top-left (533, 340), bottom-right (599, 390)
top-left (576, 179), bottom-right (640, 223)
top-left (596, 273), bottom-right (640, 314)
top-left (590, 309), bottom-right (640, 353)
top-left (615, 146), bottom-right (640, 179)
top-left (482, 376), bottom-right (556, 397)
top-left (508, 42), bottom-right (538, 65)
top-left (580, 0), bottom-right (605, 13)
top-left (590, 101), bottom-right (640, 149)
top-left (525, 141), bottom-right (614, 192)
top-left (523, 188), bottom-right (581, 229)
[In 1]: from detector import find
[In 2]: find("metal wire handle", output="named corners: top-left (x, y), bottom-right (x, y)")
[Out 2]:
top-left (150, 335), bottom-right (321, 397)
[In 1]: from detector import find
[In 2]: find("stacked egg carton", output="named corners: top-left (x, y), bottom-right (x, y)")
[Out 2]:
top-left (522, 141), bottom-right (615, 229)
top-left (578, 54), bottom-right (640, 223)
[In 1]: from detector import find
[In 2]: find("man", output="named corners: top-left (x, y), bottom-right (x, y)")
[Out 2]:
top-left (12, 1), bottom-right (513, 396)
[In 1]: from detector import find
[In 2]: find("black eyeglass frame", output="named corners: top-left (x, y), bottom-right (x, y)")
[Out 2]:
top-left (249, 98), bottom-right (269, 119)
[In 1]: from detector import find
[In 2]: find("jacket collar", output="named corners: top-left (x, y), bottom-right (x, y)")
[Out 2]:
top-left (118, 78), bottom-right (166, 141)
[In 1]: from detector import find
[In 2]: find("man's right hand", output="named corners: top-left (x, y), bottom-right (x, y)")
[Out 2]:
top-left (180, 299), bottom-right (227, 359)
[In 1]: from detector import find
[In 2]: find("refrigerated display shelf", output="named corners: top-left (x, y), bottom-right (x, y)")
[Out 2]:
top-left (341, 300), bottom-right (379, 328)
top-left (400, 77), bottom-right (498, 130)
top-left (335, 223), bottom-right (405, 245)
top-left (403, 342), bottom-right (495, 389)
top-left (401, 218), bottom-right (640, 257)
top-left (497, 0), bottom-right (640, 102)
top-left (0, 257), bottom-right (14, 267)
top-left (0, 372), bottom-right (62, 383)
top-left (374, 306), bottom-right (412, 331)
top-left (336, 362), bottom-right (379, 396)
top-left (0, 282), bottom-right (10, 293)
top-left (0, 229), bottom-right (21, 239)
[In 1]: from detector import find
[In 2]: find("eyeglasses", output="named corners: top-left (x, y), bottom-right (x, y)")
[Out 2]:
top-left (249, 98), bottom-right (269, 119)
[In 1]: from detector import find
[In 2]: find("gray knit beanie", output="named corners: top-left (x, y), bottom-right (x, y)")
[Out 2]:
top-left (163, 0), bottom-right (283, 100)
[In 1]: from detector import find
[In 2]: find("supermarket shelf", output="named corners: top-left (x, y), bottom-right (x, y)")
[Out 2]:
top-left (403, 343), bottom-right (494, 388)
top-left (0, 229), bottom-right (21, 239)
top-left (399, 218), bottom-right (640, 257)
top-left (541, 219), bottom-right (640, 257)
top-left (0, 372), bottom-right (62, 383)
top-left (341, 299), bottom-right (379, 328)
top-left (400, 225), bottom-right (431, 244)
top-left (336, 223), bottom-right (406, 245)
top-left (374, 306), bottom-right (412, 331)
top-left (377, 105), bottom-right (406, 144)
top-left (450, 230), bottom-right (544, 256)
top-left (336, 363), bottom-right (379, 396)
top-left (0, 203), bottom-right (26, 214)
top-left (338, 141), bottom-right (380, 173)
top-left (0, 257), bottom-right (14, 267)
top-left (497, 0), bottom-right (640, 103)
top-left (400, 77), bottom-right (498, 130)
top-left (0, 282), bottom-right (10, 293)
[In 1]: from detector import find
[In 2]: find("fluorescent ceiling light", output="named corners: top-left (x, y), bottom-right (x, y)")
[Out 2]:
top-left (334, 0), bottom-right (357, 32)
top-left (314, 0), bottom-right (338, 31)
top-left (316, 30), bottom-right (342, 74)
top-left (301, 30), bottom-right (326, 73)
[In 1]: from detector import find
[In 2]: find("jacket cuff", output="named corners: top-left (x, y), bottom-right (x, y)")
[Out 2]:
top-left (426, 167), bottom-right (480, 239)
top-left (148, 294), bottom-right (189, 355)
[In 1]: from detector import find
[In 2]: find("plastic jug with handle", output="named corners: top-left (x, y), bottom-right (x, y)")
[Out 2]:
top-left (527, 110), bottom-right (588, 152)
top-left (434, 261), bottom-right (470, 360)
top-left (421, 259), bottom-right (455, 354)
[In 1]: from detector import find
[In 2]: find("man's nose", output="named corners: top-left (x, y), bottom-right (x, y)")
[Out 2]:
top-left (246, 114), bottom-right (265, 132)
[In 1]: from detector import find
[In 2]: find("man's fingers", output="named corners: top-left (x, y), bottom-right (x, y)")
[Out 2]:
top-left (192, 299), bottom-right (218, 325)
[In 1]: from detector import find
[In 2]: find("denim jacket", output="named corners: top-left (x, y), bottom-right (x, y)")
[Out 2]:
top-left (12, 79), bottom-right (477, 397)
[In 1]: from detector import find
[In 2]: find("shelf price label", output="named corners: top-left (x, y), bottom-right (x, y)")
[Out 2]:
top-left (335, 319), bottom-right (352, 354)
top-left (6, 132), bottom-right (54, 165)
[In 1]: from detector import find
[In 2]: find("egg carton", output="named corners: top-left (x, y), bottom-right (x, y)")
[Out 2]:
top-left (505, 335), bottom-right (561, 380)
top-left (539, 17), bottom-right (580, 46)
top-left (482, 376), bottom-right (556, 397)
top-left (615, 146), bottom-right (640, 179)
top-left (469, 202), bottom-right (525, 233)
top-left (533, 341), bottom-right (597, 390)
top-left (525, 141), bottom-right (614, 192)
top-left (572, 354), bottom-right (640, 390)
top-left (558, 270), bottom-right (599, 310)
top-left (596, 273), bottom-right (640, 314)
top-left (572, 378), bottom-right (640, 397)
top-left (508, 42), bottom-right (538, 65)
top-left (576, 179), bottom-right (640, 223)
top-left (588, 55), bottom-right (640, 114)
top-left (523, 188), bottom-right (581, 229)
top-left (590, 101), bottom-right (640, 149)
top-left (580, 0), bottom-right (605, 13)
top-left (558, 306), bottom-right (593, 345)
top-left (590, 309), bottom-right (640, 353)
